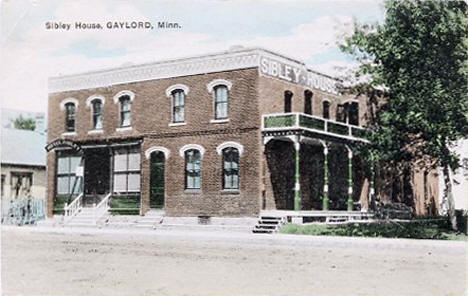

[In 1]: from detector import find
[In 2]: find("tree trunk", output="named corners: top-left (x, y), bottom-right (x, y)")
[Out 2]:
top-left (442, 164), bottom-right (457, 231)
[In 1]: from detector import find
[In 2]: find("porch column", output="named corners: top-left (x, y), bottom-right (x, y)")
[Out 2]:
top-left (346, 146), bottom-right (354, 211)
top-left (293, 137), bottom-right (301, 211)
top-left (322, 142), bottom-right (329, 211)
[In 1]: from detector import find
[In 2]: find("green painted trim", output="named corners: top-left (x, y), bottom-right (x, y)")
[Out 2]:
top-left (347, 154), bottom-right (353, 211)
top-left (294, 145), bottom-right (301, 211)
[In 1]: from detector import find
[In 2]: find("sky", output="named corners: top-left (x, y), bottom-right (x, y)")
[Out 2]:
top-left (0, 0), bottom-right (384, 114)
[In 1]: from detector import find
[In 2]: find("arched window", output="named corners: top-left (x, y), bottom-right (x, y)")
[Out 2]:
top-left (65, 102), bottom-right (76, 132)
top-left (222, 147), bottom-right (239, 189)
top-left (284, 91), bottom-right (293, 113)
top-left (304, 90), bottom-right (313, 115)
top-left (92, 100), bottom-right (103, 129)
top-left (172, 89), bottom-right (185, 123)
top-left (214, 85), bottom-right (228, 119)
top-left (348, 102), bottom-right (359, 126)
top-left (119, 95), bottom-right (131, 127)
top-left (323, 101), bottom-right (330, 119)
top-left (185, 149), bottom-right (201, 189)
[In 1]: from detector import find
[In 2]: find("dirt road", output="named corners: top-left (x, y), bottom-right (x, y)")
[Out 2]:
top-left (2, 226), bottom-right (466, 296)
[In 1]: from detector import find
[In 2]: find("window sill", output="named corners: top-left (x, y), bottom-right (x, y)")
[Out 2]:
top-left (88, 129), bottom-right (103, 134)
top-left (184, 189), bottom-right (202, 194)
top-left (169, 122), bottom-right (187, 127)
top-left (116, 126), bottom-right (132, 132)
top-left (210, 118), bottom-right (229, 124)
top-left (221, 189), bottom-right (240, 195)
top-left (61, 132), bottom-right (77, 137)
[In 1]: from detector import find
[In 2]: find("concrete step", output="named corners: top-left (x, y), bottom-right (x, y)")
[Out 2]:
top-left (258, 220), bottom-right (281, 225)
top-left (255, 224), bottom-right (277, 230)
top-left (259, 216), bottom-right (283, 221)
top-left (252, 228), bottom-right (274, 234)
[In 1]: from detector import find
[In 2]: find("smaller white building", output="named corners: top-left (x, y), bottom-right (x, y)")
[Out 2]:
top-left (439, 139), bottom-right (468, 212)
top-left (1, 127), bottom-right (47, 200)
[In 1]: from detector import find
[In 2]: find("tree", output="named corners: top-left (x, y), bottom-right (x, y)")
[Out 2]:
top-left (340, 0), bottom-right (468, 230)
top-left (11, 115), bottom-right (36, 131)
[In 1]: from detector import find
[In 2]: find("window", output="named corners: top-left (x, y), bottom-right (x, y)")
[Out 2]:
top-left (113, 147), bottom-right (141, 193)
top-left (214, 85), bottom-right (228, 119)
top-left (336, 104), bottom-right (347, 123)
top-left (323, 101), bottom-right (330, 119)
top-left (223, 147), bottom-right (239, 189)
top-left (185, 149), bottom-right (201, 189)
top-left (65, 103), bottom-right (76, 132)
top-left (92, 100), bottom-right (103, 129)
top-left (56, 152), bottom-right (82, 196)
top-left (1, 174), bottom-right (5, 198)
top-left (172, 90), bottom-right (185, 123)
top-left (284, 91), bottom-right (293, 113)
top-left (347, 102), bottom-right (359, 126)
top-left (10, 172), bottom-right (33, 198)
top-left (304, 90), bottom-right (313, 115)
top-left (119, 96), bottom-right (131, 127)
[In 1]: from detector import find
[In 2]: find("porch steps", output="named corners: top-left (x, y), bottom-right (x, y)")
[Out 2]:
top-left (133, 214), bottom-right (164, 229)
top-left (65, 207), bottom-right (108, 227)
top-left (252, 216), bottom-right (286, 234)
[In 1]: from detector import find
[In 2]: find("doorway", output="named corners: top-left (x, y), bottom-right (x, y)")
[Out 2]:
top-left (150, 151), bottom-right (165, 208)
top-left (84, 148), bottom-right (111, 205)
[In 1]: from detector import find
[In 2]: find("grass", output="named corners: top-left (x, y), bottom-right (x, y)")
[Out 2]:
top-left (108, 195), bottom-right (140, 215)
top-left (280, 219), bottom-right (468, 241)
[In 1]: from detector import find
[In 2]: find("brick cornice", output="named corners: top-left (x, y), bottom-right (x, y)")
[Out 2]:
top-left (48, 47), bottom-right (340, 95)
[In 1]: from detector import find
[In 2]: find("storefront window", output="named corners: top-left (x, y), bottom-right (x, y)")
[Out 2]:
top-left (56, 152), bottom-right (82, 196)
top-left (113, 147), bottom-right (141, 193)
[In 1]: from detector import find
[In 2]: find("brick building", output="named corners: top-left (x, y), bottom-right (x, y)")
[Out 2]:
top-left (45, 47), bottom-right (439, 219)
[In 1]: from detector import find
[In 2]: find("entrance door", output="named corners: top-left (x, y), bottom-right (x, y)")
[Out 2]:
top-left (84, 148), bottom-right (110, 205)
top-left (150, 151), bottom-right (165, 208)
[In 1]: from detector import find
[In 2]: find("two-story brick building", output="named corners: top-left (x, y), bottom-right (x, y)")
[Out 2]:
top-left (46, 47), bottom-right (439, 219)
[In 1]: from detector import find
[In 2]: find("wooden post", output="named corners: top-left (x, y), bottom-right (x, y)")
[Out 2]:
top-left (322, 143), bottom-right (330, 211)
top-left (347, 146), bottom-right (354, 211)
top-left (293, 137), bottom-right (301, 211)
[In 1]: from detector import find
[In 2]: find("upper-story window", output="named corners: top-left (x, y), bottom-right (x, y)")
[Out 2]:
top-left (214, 85), bottom-right (228, 119)
top-left (113, 91), bottom-right (135, 130)
top-left (337, 101), bottom-right (359, 125)
top-left (347, 102), bottom-right (359, 126)
top-left (172, 90), bottom-right (185, 123)
top-left (166, 84), bottom-right (189, 125)
top-left (92, 100), bottom-right (103, 129)
top-left (119, 96), bottom-right (131, 127)
top-left (65, 103), bottom-right (76, 132)
top-left (207, 79), bottom-right (232, 121)
top-left (323, 101), bottom-right (330, 119)
top-left (284, 91), bottom-right (293, 113)
top-left (304, 90), bottom-right (313, 115)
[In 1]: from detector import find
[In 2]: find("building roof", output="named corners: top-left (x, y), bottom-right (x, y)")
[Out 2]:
top-left (49, 47), bottom-right (340, 95)
top-left (1, 127), bottom-right (46, 167)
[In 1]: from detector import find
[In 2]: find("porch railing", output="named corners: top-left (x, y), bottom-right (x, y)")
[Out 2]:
top-left (64, 193), bottom-right (83, 220)
top-left (262, 112), bottom-right (369, 142)
top-left (93, 193), bottom-right (111, 224)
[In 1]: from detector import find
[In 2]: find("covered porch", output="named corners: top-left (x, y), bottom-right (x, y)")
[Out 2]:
top-left (261, 112), bottom-right (376, 213)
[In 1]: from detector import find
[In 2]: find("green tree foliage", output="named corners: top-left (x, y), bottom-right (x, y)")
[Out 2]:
top-left (11, 115), bottom-right (36, 131)
top-left (341, 1), bottom-right (468, 230)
